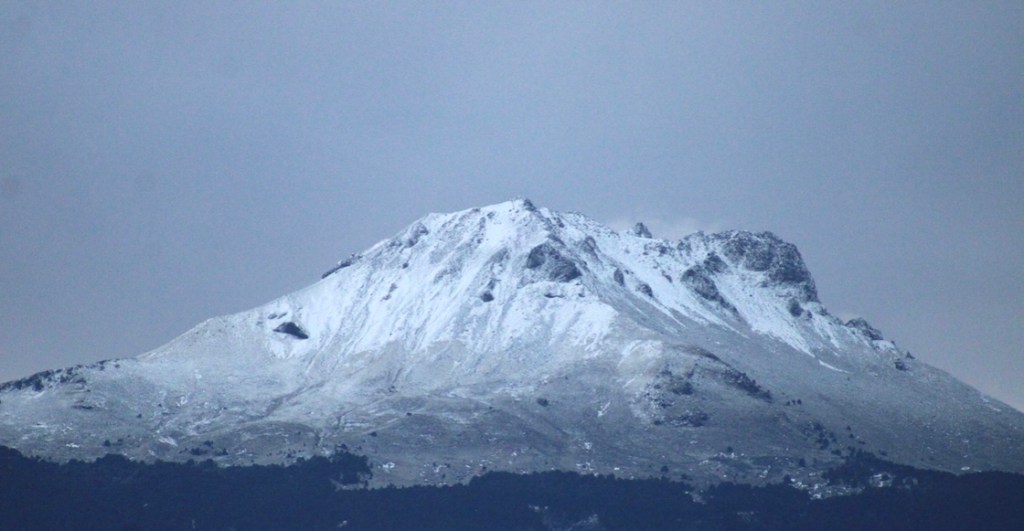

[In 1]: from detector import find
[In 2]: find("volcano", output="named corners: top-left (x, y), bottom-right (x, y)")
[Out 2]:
top-left (2, 199), bottom-right (1021, 488)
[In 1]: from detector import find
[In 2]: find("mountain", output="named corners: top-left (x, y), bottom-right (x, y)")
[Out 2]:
top-left (1, 199), bottom-right (1021, 488)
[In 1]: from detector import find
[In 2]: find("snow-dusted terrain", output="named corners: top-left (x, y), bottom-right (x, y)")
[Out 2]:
top-left (1, 199), bottom-right (1022, 487)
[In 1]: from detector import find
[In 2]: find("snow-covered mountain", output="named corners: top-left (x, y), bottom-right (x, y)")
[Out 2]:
top-left (1, 199), bottom-right (1022, 487)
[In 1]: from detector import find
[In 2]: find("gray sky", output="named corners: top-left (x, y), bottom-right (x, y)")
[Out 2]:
top-left (1, 2), bottom-right (1021, 410)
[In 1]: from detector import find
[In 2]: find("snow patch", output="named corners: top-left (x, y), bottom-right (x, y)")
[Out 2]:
top-left (818, 360), bottom-right (848, 373)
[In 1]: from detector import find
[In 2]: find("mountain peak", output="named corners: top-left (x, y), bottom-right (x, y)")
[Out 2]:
top-left (679, 229), bottom-right (819, 303)
top-left (317, 204), bottom-right (836, 359)
top-left (627, 222), bottom-right (653, 238)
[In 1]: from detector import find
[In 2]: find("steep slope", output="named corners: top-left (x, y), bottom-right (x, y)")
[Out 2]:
top-left (1, 199), bottom-right (1021, 487)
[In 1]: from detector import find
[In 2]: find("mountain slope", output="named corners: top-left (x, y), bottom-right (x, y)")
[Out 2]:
top-left (1, 199), bottom-right (1021, 487)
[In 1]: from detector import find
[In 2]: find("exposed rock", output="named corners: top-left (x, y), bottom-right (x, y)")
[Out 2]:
top-left (702, 252), bottom-right (728, 274)
top-left (273, 322), bottom-right (309, 340)
top-left (321, 255), bottom-right (360, 279)
top-left (0, 366), bottom-right (87, 393)
top-left (669, 411), bottom-right (709, 427)
top-left (525, 242), bottom-right (582, 282)
top-left (722, 369), bottom-right (772, 402)
top-left (681, 265), bottom-right (736, 314)
top-left (403, 223), bottom-right (429, 248)
top-left (715, 231), bottom-right (818, 301)
top-left (656, 368), bottom-right (694, 396)
top-left (846, 318), bottom-right (884, 341)
top-left (579, 236), bottom-right (599, 256)
top-left (629, 222), bottom-right (653, 239)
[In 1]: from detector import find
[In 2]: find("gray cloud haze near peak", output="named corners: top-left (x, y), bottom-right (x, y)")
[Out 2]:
top-left (1, 2), bottom-right (1022, 410)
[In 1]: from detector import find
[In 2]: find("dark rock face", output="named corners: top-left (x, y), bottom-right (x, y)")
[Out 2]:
top-left (629, 222), bottom-right (653, 238)
top-left (273, 322), bottom-right (309, 340)
top-left (702, 252), bottom-right (728, 274)
top-left (721, 369), bottom-right (772, 402)
top-left (579, 236), bottom-right (599, 256)
top-left (846, 318), bottom-right (884, 341)
top-left (613, 268), bottom-right (625, 286)
top-left (681, 267), bottom-right (715, 299)
top-left (719, 231), bottom-right (776, 271)
top-left (525, 243), bottom-right (582, 282)
top-left (787, 299), bottom-right (804, 317)
top-left (716, 231), bottom-right (818, 301)
top-left (0, 368), bottom-right (81, 393)
top-left (681, 256), bottom-right (737, 313)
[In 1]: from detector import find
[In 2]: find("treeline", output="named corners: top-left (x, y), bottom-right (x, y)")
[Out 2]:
top-left (1, 446), bottom-right (1022, 530)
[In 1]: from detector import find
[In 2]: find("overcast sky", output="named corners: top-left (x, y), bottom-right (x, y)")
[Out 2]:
top-left (1, 2), bottom-right (1021, 410)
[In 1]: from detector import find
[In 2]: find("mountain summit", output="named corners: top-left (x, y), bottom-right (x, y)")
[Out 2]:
top-left (2, 200), bottom-right (1022, 487)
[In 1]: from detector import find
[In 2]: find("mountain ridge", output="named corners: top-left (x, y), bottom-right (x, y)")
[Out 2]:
top-left (1, 199), bottom-right (1021, 488)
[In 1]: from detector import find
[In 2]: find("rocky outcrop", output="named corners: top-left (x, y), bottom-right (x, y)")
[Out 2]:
top-left (846, 318), bottom-right (884, 341)
top-left (273, 322), bottom-right (309, 339)
top-left (681, 253), bottom-right (737, 313)
top-left (525, 242), bottom-right (582, 282)
top-left (713, 231), bottom-right (818, 301)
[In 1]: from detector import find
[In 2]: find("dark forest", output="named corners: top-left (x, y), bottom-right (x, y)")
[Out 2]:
top-left (2, 446), bottom-right (1022, 530)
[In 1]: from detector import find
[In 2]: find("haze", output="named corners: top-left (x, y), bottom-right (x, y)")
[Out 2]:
top-left (1, 2), bottom-right (1021, 410)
